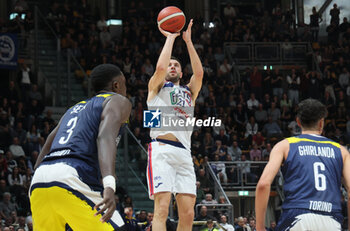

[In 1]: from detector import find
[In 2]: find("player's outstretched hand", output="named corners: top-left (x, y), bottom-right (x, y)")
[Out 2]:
top-left (182, 19), bottom-right (193, 43)
top-left (158, 25), bottom-right (180, 38)
top-left (94, 187), bottom-right (116, 223)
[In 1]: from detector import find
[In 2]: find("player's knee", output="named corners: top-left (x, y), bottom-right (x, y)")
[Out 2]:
top-left (154, 204), bottom-right (169, 221)
top-left (179, 208), bottom-right (194, 222)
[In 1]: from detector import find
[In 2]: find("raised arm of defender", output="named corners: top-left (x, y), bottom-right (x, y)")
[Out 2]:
top-left (147, 28), bottom-right (180, 102)
top-left (184, 19), bottom-right (204, 101)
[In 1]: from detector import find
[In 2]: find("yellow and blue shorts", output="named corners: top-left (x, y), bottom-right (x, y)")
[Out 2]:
top-left (29, 158), bottom-right (125, 231)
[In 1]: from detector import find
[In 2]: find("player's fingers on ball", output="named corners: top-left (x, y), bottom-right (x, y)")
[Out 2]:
top-left (188, 19), bottom-right (193, 28)
top-left (158, 25), bottom-right (166, 34)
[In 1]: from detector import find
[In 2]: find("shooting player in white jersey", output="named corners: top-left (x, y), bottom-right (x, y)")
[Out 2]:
top-left (146, 19), bottom-right (204, 231)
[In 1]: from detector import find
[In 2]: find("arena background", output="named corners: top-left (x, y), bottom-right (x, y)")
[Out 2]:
top-left (0, 0), bottom-right (349, 230)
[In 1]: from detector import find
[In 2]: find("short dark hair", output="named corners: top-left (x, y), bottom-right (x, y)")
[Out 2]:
top-left (90, 64), bottom-right (122, 92)
top-left (170, 56), bottom-right (182, 68)
top-left (207, 219), bottom-right (213, 224)
top-left (297, 99), bottom-right (327, 129)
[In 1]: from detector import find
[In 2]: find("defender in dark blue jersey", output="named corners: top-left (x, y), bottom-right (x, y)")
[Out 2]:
top-left (255, 99), bottom-right (350, 231)
top-left (29, 64), bottom-right (131, 231)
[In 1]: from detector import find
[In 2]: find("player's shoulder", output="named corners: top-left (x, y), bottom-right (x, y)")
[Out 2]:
top-left (284, 135), bottom-right (301, 144)
top-left (276, 138), bottom-right (290, 148)
top-left (101, 94), bottom-right (131, 121)
top-left (339, 144), bottom-right (350, 158)
top-left (110, 93), bottom-right (129, 102)
top-left (102, 93), bottom-right (131, 107)
top-left (269, 139), bottom-right (290, 159)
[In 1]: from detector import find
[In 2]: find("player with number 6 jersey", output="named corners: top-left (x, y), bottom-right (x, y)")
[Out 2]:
top-left (255, 99), bottom-right (350, 231)
top-left (29, 64), bottom-right (131, 231)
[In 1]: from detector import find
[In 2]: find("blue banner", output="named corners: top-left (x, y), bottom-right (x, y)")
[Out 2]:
top-left (0, 33), bottom-right (18, 69)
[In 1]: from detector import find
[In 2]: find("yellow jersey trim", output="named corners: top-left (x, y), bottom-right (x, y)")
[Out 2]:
top-left (96, 93), bottom-right (114, 98)
top-left (286, 137), bottom-right (340, 148)
top-left (69, 100), bottom-right (87, 109)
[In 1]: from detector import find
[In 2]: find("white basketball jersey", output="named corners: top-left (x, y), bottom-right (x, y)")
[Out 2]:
top-left (147, 81), bottom-right (193, 151)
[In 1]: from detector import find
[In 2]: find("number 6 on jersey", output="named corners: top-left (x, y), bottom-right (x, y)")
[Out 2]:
top-left (313, 162), bottom-right (326, 191)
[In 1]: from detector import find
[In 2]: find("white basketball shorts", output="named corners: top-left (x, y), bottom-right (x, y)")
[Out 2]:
top-left (277, 208), bottom-right (342, 231)
top-left (146, 139), bottom-right (196, 199)
top-left (289, 213), bottom-right (341, 231)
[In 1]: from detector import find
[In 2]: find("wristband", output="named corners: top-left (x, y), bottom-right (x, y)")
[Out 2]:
top-left (103, 175), bottom-right (116, 192)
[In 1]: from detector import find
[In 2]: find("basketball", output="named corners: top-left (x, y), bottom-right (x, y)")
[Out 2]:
top-left (157, 6), bottom-right (186, 33)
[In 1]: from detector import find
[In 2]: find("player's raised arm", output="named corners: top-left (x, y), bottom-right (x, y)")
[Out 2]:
top-left (255, 139), bottom-right (288, 231)
top-left (147, 27), bottom-right (180, 102)
top-left (94, 94), bottom-right (131, 222)
top-left (34, 118), bottom-right (63, 170)
top-left (184, 19), bottom-right (204, 101)
top-left (340, 145), bottom-right (350, 229)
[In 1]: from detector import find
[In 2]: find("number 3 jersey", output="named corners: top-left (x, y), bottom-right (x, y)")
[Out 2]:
top-left (282, 134), bottom-right (343, 213)
top-left (43, 93), bottom-right (124, 167)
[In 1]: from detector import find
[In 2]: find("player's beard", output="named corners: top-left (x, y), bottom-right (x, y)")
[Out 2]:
top-left (166, 73), bottom-right (180, 83)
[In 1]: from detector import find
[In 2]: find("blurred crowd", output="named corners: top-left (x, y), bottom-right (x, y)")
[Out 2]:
top-left (0, 0), bottom-right (350, 230)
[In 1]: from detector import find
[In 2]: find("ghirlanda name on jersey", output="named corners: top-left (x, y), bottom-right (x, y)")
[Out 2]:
top-left (298, 145), bottom-right (335, 159)
top-left (162, 117), bottom-right (222, 127)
